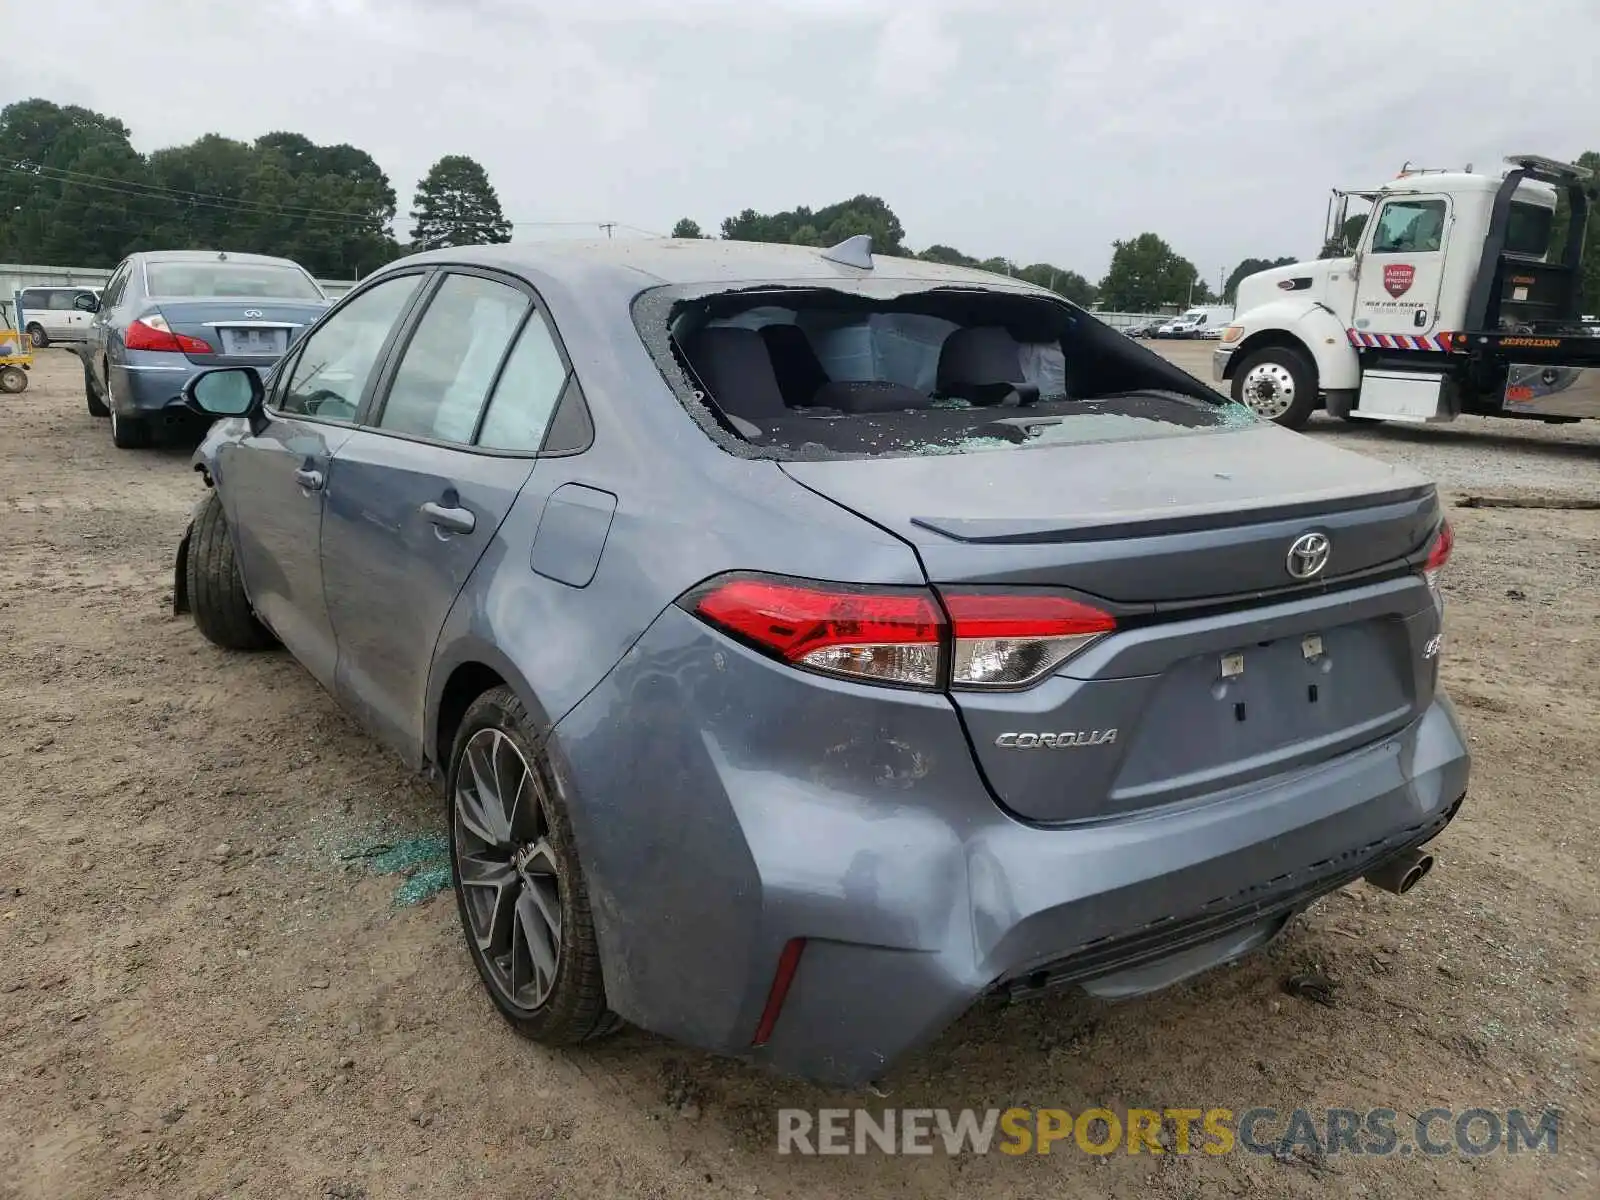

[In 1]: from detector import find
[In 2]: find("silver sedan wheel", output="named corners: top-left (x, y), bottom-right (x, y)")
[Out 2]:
top-left (453, 727), bottom-right (563, 1012)
top-left (1240, 361), bottom-right (1296, 420)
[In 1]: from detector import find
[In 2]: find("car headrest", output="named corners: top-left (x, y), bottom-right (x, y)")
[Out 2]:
top-left (682, 326), bottom-right (788, 419)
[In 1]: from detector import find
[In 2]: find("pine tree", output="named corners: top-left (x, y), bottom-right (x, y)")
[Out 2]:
top-left (409, 155), bottom-right (512, 249)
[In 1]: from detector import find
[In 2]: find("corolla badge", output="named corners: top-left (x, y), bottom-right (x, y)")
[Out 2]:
top-left (995, 730), bottom-right (1118, 749)
top-left (1286, 532), bottom-right (1332, 581)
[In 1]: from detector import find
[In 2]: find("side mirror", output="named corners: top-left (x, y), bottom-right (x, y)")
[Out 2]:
top-left (73, 293), bottom-right (100, 313)
top-left (184, 367), bottom-right (263, 418)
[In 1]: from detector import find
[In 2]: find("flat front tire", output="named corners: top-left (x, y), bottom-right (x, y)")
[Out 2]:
top-left (448, 686), bottom-right (618, 1046)
top-left (1232, 346), bottom-right (1318, 429)
top-left (186, 492), bottom-right (274, 650)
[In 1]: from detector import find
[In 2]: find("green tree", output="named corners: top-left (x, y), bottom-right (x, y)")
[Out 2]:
top-left (409, 155), bottom-right (511, 249)
top-left (1097, 233), bottom-right (1202, 310)
top-left (1224, 256), bottom-right (1299, 302)
top-left (670, 217), bottom-right (703, 238)
top-left (721, 195), bottom-right (906, 255)
top-left (1550, 151), bottom-right (1600, 315)
top-left (918, 244), bottom-right (979, 267)
top-left (1319, 213), bottom-right (1368, 259)
top-left (0, 98), bottom-right (155, 265)
top-left (1016, 262), bottom-right (1098, 306)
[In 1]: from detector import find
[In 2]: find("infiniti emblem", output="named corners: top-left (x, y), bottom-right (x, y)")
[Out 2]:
top-left (1286, 532), bottom-right (1331, 580)
top-left (242, 308), bottom-right (263, 318)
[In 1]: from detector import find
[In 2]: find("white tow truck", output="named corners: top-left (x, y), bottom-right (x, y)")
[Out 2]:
top-left (1214, 155), bottom-right (1600, 429)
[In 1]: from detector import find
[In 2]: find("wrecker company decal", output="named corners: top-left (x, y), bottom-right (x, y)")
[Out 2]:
top-left (1383, 263), bottom-right (1416, 298)
top-left (1500, 337), bottom-right (1562, 348)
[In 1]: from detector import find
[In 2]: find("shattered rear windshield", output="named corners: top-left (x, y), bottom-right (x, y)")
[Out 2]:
top-left (632, 281), bottom-right (1254, 460)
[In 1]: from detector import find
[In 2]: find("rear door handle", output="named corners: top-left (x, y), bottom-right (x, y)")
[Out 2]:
top-left (293, 467), bottom-right (324, 491)
top-left (421, 501), bottom-right (476, 535)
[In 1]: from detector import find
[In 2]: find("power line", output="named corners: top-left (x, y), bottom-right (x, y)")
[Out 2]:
top-left (7, 160), bottom-right (389, 222)
top-left (1, 164), bottom-right (382, 229)
top-left (4, 166), bottom-right (665, 240)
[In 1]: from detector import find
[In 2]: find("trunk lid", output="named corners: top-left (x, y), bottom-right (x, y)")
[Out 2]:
top-left (782, 424), bottom-right (1444, 824)
top-left (154, 299), bottom-right (329, 368)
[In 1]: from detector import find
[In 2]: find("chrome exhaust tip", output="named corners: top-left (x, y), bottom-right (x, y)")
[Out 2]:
top-left (1364, 848), bottom-right (1435, 895)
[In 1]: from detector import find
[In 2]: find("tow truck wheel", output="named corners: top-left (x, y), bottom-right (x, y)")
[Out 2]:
top-left (1232, 346), bottom-right (1317, 429)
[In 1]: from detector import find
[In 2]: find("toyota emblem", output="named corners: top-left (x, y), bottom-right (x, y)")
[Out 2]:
top-left (1286, 532), bottom-right (1331, 580)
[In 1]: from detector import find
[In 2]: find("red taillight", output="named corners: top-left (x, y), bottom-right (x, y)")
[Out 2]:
top-left (1423, 518), bottom-right (1454, 589)
top-left (685, 574), bottom-right (1116, 691)
top-left (125, 314), bottom-right (213, 355)
top-left (750, 938), bottom-right (805, 1047)
top-left (691, 576), bottom-right (944, 688)
top-left (944, 591), bottom-right (1116, 689)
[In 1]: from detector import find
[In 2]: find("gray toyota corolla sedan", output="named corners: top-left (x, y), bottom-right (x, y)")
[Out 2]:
top-left (172, 237), bottom-right (1469, 1086)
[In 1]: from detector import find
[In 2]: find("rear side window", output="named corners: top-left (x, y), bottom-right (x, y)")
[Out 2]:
top-left (1370, 199), bottom-right (1446, 253)
top-left (475, 310), bottom-right (570, 451)
top-left (376, 273), bottom-right (530, 445)
top-left (277, 274), bottom-right (423, 421)
top-left (19, 289), bottom-right (47, 312)
top-left (1504, 202), bottom-right (1553, 257)
top-left (643, 286), bottom-right (1248, 460)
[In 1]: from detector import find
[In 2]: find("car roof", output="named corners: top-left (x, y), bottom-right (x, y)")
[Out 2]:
top-left (390, 238), bottom-right (1050, 294)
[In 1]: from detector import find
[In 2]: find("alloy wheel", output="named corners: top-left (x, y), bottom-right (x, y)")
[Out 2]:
top-left (453, 727), bottom-right (563, 1012)
top-left (1241, 361), bottom-right (1295, 419)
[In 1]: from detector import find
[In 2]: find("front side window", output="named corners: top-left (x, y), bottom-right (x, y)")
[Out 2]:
top-left (277, 273), bottom-right (423, 422)
top-left (376, 273), bottom-right (530, 445)
top-left (1370, 199), bottom-right (1446, 254)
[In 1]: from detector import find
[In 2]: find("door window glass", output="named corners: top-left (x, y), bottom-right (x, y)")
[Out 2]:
top-left (47, 291), bottom-right (79, 310)
top-left (376, 273), bottom-right (530, 445)
top-left (475, 309), bottom-right (570, 451)
top-left (277, 274), bottom-right (423, 422)
top-left (102, 264), bottom-right (131, 307)
top-left (1370, 200), bottom-right (1446, 253)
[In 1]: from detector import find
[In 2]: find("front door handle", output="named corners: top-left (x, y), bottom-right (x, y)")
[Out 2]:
top-left (421, 501), bottom-right (476, 535)
top-left (293, 466), bottom-right (324, 491)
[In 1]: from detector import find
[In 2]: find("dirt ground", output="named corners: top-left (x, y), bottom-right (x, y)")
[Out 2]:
top-left (2, 344), bottom-right (1597, 1199)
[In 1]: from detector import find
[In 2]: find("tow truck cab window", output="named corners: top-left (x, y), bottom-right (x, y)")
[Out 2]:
top-left (1370, 199), bottom-right (1446, 254)
top-left (1504, 202), bottom-right (1554, 258)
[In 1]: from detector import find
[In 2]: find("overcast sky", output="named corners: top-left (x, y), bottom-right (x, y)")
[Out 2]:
top-left (13, 0), bottom-right (1600, 285)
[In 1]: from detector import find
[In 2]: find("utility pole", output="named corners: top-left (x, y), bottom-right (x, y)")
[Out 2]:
top-left (599, 222), bottom-right (616, 239)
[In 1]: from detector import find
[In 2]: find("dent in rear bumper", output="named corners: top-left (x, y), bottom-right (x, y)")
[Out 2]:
top-left (112, 355), bottom-right (195, 414)
top-left (554, 608), bottom-right (1470, 1087)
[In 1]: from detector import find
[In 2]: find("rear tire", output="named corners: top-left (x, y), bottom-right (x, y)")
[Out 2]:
top-left (448, 686), bottom-right (618, 1046)
top-left (84, 361), bottom-right (109, 417)
top-left (1231, 346), bottom-right (1318, 430)
top-left (0, 366), bottom-right (26, 395)
top-left (186, 492), bottom-right (274, 651)
top-left (110, 407), bottom-right (152, 449)
top-left (26, 323), bottom-right (46, 348)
